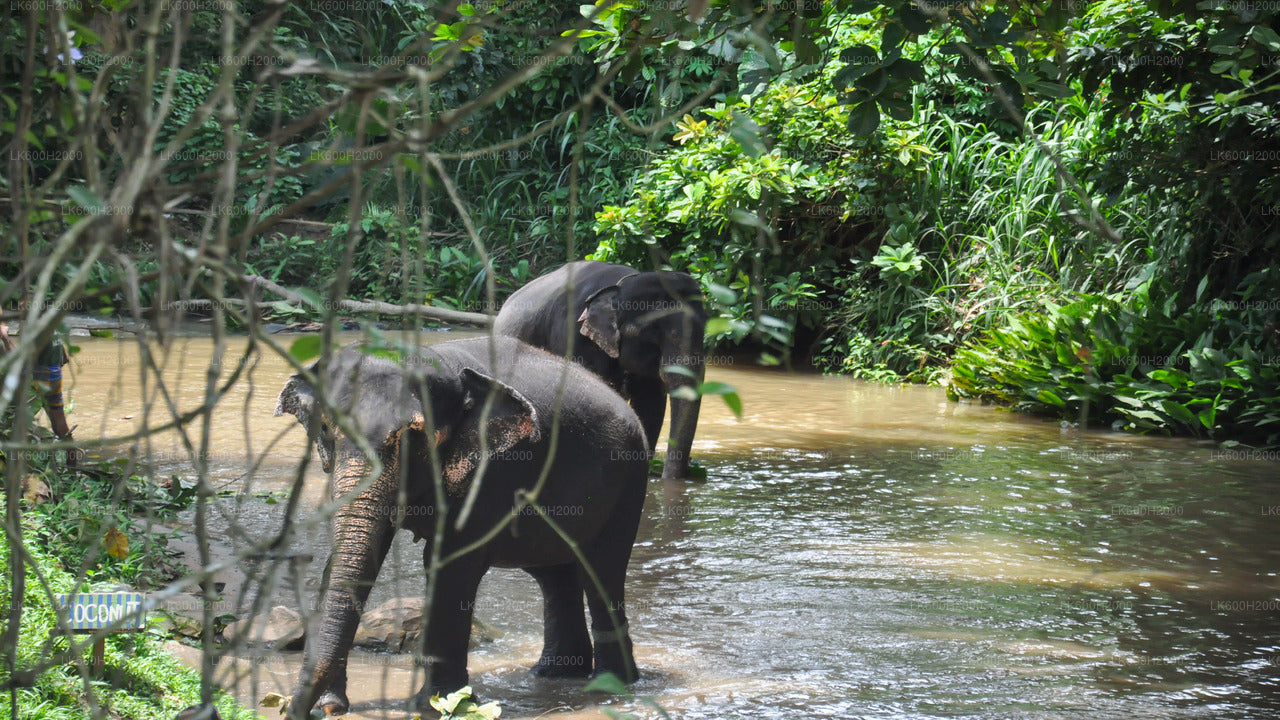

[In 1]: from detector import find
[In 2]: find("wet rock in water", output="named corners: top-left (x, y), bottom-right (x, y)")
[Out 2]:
top-left (354, 597), bottom-right (423, 652)
top-left (354, 597), bottom-right (501, 652)
top-left (223, 605), bottom-right (305, 650)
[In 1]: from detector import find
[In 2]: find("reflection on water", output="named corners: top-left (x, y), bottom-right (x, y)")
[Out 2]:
top-left (58, 333), bottom-right (1280, 719)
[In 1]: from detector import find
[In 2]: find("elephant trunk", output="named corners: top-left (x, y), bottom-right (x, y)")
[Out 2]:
top-left (659, 332), bottom-right (703, 481)
top-left (292, 448), bottom-right (396, 718)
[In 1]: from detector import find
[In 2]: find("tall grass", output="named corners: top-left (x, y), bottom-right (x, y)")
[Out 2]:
top-left (827, 96), bottom-right (1196, 379)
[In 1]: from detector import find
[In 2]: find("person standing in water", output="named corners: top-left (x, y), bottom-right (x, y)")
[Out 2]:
top-left (0, 320), bottom-right (76, 466)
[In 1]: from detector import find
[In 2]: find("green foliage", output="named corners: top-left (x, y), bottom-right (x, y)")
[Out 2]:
top-left (20, 459), bottom-right (195, 589)
top-left (591, 74), bottom-right (895, 355)
top-left (0, 534), bottom-right (252, 720)
top-left (949, 278), bottom-right (1280, 445)
top-left (429, 685), bottom-right (502, 720)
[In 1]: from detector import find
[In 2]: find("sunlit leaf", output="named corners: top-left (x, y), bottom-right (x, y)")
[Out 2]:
top-left (584, 672), bottom-right (629, 695)
top-left (289, 335), bottom-right (323, 362)
top-left (104, 527), bottom-right (129, 559)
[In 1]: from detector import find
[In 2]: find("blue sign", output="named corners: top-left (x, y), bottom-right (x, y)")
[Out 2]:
top-left (56, 593), bottom-right (146, 631)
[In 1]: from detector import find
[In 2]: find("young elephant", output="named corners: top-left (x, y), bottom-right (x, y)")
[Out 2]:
top-left (275, 336), bottom-right (649, 717)
top-left (493, 261), bottom-right (707, 481)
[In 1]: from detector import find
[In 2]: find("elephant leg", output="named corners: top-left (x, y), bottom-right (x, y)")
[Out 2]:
top-left (627, 375), bottom-right (666, 459)
top-left (525, 564), bottom-right (592, 678)
top-left (411, 550), bottom-right (489, 709)
top-left (580, 483), bottom-right (645, 682)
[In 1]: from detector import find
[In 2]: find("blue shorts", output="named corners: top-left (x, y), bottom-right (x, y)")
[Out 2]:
top-left (33, 365), bottom-right (64, 409)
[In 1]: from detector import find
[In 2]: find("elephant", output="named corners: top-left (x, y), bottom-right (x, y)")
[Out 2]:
top-left (493, 260), bottom-right (707, 481)
top-left (274, 336), bottom-right (649, 717)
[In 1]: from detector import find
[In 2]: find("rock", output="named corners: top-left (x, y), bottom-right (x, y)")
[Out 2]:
top-left (354, 597), bottom-right (424, 652)
top-left (353, 597), bottom-right (501, 652)
top-left (223, 605), bottom-right (305, 650)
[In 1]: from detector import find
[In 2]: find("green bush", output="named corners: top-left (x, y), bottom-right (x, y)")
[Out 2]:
top-left (949, 278), bottom-right (1280, 445)
top-left (0, 532), bottom-right (251, 720)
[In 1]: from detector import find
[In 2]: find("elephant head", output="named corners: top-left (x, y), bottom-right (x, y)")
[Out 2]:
top-left (578, 271), bottom-right (706, 481)
top-left (274, 347), bottom-right (539, 715)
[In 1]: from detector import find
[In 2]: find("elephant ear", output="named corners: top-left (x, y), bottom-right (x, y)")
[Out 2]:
top-left (577, 285), bottom-right (621, 358)
top-left (276, 367), bottom-right (343, 472)
top-left (440, 367), bottom-right (541, 495)
top-left (274, 373), bottom-right (317, 426)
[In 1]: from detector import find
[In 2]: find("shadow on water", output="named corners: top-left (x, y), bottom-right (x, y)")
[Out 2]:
top-left (64, 334), bottom-right (1280, 719)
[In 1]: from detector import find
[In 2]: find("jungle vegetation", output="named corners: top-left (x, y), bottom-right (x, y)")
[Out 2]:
top-left (4, 2), bottom-right (1279, 441)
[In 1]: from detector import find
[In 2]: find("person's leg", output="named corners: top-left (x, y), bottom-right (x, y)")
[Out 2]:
top-left (33, 364), bottom-right (75, 466)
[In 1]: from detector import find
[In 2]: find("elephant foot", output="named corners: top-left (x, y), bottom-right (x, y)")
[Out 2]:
top-left (316, 690), bottom-right (349, 716)
top-left (531, 652), bottom-right (592, 678)
top-left (591, 627), bottom-right (638, 683)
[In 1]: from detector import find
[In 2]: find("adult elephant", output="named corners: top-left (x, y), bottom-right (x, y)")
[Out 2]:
top-left (275, 337), bottom-right (648, 717)
top-left (493, 260), bottom-right (706, 481)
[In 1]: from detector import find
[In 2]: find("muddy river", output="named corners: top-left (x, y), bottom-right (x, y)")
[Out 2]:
top-left (61, 329), bottom-right (1280, 719)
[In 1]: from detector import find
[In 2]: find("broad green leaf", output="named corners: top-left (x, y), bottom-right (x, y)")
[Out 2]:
top-left (881, 22), bottom-right (906, 52)
top-left (846, 102), bottom-right (880, 134)
top-left (1252, 25), bottom-right (1280, 50)
top-left (1162, 400), bottom-right (1196, 425)
top-left (705, 317), bottom-right (732, 336)
top-left (295, 287), bottom-right (325, 312)
top-left (1036, 389), bottom-right (1066, 407)
top-left (669, 386), bottom-right (699, 402)
top-left (661, 365), bottom-right (698, 379)
top-left (584, 672), bottom-right (630, 695)
top-left (706, 283), bottom-right (737, 305)
top-left (288, 335), bottom-right (323, 362)
top-left (67, 185), bottom-right (103, 212)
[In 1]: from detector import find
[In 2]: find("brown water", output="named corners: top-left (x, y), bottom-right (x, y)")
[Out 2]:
top-left (62, 331), bottom-right (1280, 719)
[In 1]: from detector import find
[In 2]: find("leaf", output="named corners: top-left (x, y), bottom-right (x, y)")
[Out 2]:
top-left (881, 22), bottom-right (906, 53)
top-left (1161, 400), bottom-right (1196, 425)
top-left (288, 335), bottom-right (323, 362)
top-left (897, 4), bottom-right (932, 34)
top-left (260, 692), bottom-right (290, 713)
top-left (669, 386), bottom-right (699, 402)
top-left (697, 381), bottom-right (743, 417)
top-left (661, 365), bottom-right (698, 379)
top-left (704, 316), bottom-right (732, 336)
top-left (1210, 59), bottom-right (1236, 74)
top-left (706, 283), bottom-right (737, 305)
top-left (67, 185), bottom-right (103, 213)
top-left (672, 114), bottom-right (707, 145)
top-left (584, 672), bottom-right (630, 695)
top-left (104, 528), bottom-right (129, 559)
top-left (1036, 389), bottom-right (1066, 407)
top-left (728, 111), bottom-right (767, 157)
top-left (846, 102), bottom-right (880, 134)
top-left (295, 287), bottom-right (325, 312)
top-left (1252, 25), bottom-right (1280, 51)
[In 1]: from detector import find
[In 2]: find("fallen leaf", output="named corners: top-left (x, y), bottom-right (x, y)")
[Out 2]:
top-left (22, 475), bottom-right (51, 504)
top-left (104, 528), bottom-right (129, 559)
